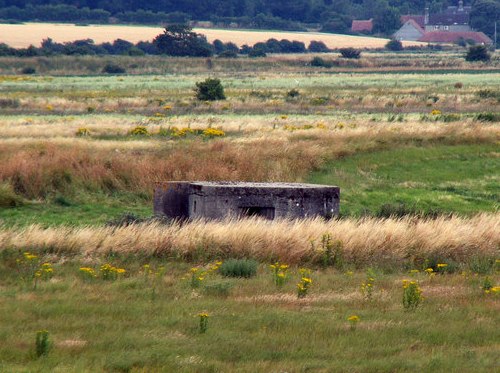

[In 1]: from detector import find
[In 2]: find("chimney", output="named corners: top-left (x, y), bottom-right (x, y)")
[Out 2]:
top-left (424, 7), bottom-right (429, 25)
top-left (458, 0), bottom-right (464, 11)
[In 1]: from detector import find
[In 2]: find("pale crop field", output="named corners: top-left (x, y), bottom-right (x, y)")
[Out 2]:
top-left (0, 22), bottom-right (425, 49)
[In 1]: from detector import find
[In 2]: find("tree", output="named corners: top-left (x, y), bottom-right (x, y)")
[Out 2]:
top-left (465, 45), bottom-right (491, 61)
top-left (385, 39), bottom-right (403, 51)
top-left (195, 78), bottom-right (226, 101)
top-left (373, 7), bottom-right (401, 35)
top-left (153, 24), bottom-right (213, 57)
top-left (308, 40), bottom-right (330, 52)
top-left (470, 0), bottom-right (500, 40)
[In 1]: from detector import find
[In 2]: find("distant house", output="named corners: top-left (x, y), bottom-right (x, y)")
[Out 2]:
top-left (419, 31), bottom-right (493, 45)
top-left (351, 19), bottom-right (373, 33)
top-left (393, 0), bottom-right (493, 45)
top-left (425, 1), bottom-right (471, 32)
top-left (394, 19), bottom-right (425, 41)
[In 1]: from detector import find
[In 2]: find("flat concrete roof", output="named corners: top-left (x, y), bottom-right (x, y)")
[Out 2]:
top-left (189, 182), bottom-right (338, 189)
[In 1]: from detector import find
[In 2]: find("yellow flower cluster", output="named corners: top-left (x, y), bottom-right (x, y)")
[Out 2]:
top-left (347, 315), bottom-right (360, 322)
top-left (79, 267), bottom-right (97, 279)
top-left (76, 127), bottom-right (91, 137)
top-left (297, 269), bottom-right (313, 298)
top-left (431, 109), bottom-right (442, 115)
top-left (202, 128), bottom-right (226, 138)
top-left (100, 264), bottom-right (126, 280)
top-left (129, 125), bottom-right (149, 136)
top-left (270, 262), bottom-right (289, 286)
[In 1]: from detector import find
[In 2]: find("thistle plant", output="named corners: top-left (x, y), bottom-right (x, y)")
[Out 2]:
top-left (35, 330), bottom-right (51, 358)
top-left (347, 315), bottom-right (360, 331)
top-left (270, 261), bottom-right (289, 287)
top-left (198, 312), bottom-right (209, 333)
top-left (297, 268), bottom-right (312, 298)
top-left (402, 280), bottom-right (423, 310)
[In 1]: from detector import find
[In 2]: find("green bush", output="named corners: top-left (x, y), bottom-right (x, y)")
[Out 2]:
top-left (310, 56), bottom-right (332, 68)
top-left (475, 112), bottom-right (499, 122)
top-left (339, 48), bottom-right (361, 59)
top-left (21, 66), bottom-right (36, 74)
top-left (102, 63), bottom-right (126, 74)
top-left (194, 78), bottom-right (226, 101)
top-left (465, 45), bottom-right (490, 62)
top-left (385, 39), bottom-right (403, 51)
top-left (219, 259), bottom-right (258, 278)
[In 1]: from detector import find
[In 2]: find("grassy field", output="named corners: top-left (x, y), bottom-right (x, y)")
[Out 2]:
top-left (0, 22), bottom-right (423, 49)
top-left (0, 51), bottom-right (499, 371)
top-left (0, 253), bottom-right (499, 372)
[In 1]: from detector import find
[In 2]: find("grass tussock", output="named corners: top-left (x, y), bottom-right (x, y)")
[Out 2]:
top-left (1, 214), bottom-right (498, 268)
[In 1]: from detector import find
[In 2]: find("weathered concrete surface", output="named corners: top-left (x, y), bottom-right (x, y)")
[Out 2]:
top-left (154, 181), bottom-right (340, 220)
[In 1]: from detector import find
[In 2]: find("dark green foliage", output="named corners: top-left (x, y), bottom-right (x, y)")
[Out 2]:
top-left (102, 63), bottom-right (126, 74)
top-left (310, 56), bottom-right (332, 67)
top-left (217, 50), bottom-right (238, 58)
top-left (286, 88), bottom-right (300, 98)
top-left (35, 330), bottom-right (50, 358)
top-left (308, 40), bottom-right (330, 52)
top-left (248, 48), bottom-right (267, 57)
top-left (21, 66), bottom-right (36, 74)
top-left (385, 39), bottom-right (403, 51)
top-left (468, 256), bottom-right (495, 275)
top-left (219, 259), bottom-right (258, 278)
top-left (194, 78), bottom-right (226, 101)
top-left (475, 112), bottom-right (499, 122)
top-left (465, 45), bottom-right (491, 62)
top-left (339, 48), bottom-right (361, 59)
top-left (470, 0), bottom-right (500, 40)
top-left (153, 25), bottom-right (213, 57)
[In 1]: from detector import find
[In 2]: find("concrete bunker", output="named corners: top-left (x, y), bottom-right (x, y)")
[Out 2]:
top-left (154, 182), bottom-right (340, 220)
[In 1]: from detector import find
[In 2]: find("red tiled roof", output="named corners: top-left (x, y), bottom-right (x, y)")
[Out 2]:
top-left (351, 19), bottom-right (373, 32)
top-left (419, 31), bottom-right (492, 44)
top-left (401, 15), bottom-right (425, 28)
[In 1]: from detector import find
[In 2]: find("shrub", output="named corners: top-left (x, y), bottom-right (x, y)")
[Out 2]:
top-left (339, 48), bottom-right (361, 59)
top-left (21, 66), bottom-right (36, 74)
top-left (35, 330), bottom-right (51, 358)
top-left (195, 78), bottom-right (226, 101)
top-left (219, 259), bottom-right (257, 278)
top-left (308, 40), bottom-right (330, 53)
top-left (248, 48), bottom-right (267, 57)
top-left (402, 280), bottom-right (423, 310)
top-left (102, 63), bottom-right (126, 74)
top-left (475, 112), bottom-right (499, 122)
top-left (0, 183), bottom-right (24, 208)
top-left (217, 50), bottom-right (238, 58)
top-left (465, 45), bottom-right (490, 62)
top-left (310, 56), bottom-right (332, 68)
top-left (385, 39), bottom-right (403, 51)
top-left (202, 128), bottom-right (225, 138)
top-left (286, 89), bottom-right (300, 98)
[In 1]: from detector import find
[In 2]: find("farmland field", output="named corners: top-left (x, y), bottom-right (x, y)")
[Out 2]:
top-left (0, 22), bottom-right (425, 49)
top-left (0, 49), bottom-right (499, 371)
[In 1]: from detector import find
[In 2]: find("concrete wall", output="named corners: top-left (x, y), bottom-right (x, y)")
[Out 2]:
top-left (154, 182), bottom-right (340, 220)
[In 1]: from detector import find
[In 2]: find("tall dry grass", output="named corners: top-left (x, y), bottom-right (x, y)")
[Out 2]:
top-left (0, 122), bottom-right (497, 199)
top-left (1, 214), bottom-right (498, 267)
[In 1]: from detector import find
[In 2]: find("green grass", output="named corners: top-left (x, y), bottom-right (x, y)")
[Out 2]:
top-left (0, 255), bottom-right (498, 372)
top-left (0, 194), bottom-right (150, 227)
top-left (309, 144), bottom-right (500, 216)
